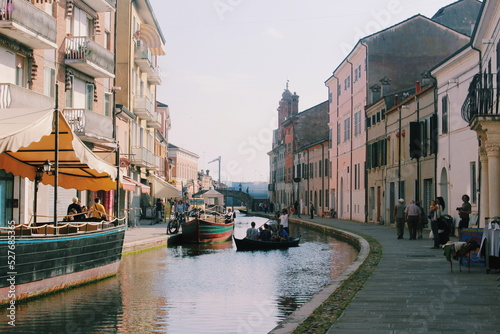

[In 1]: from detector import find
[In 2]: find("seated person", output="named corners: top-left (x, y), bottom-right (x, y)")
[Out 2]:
top-left (63, 209), bottom-right (78, 222)
top-left (246, 222), bottom-right (259, 240)
top-left (276, 224), bottom-right (289, 241)
top-left (258, 223), bottom-right (272, 241)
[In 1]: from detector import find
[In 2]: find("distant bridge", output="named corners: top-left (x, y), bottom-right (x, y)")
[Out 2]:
top-left (216, 189), bottom-right (255, 209)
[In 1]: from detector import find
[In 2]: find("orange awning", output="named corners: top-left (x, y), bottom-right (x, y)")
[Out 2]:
top-left (0, 108), bottom-right (118, 191)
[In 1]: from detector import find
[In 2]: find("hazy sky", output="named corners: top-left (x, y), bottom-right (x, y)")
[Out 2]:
top-left (149, 0), bottom-right (460, 183)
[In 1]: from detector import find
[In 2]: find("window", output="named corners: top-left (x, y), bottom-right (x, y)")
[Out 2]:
top-left (325, 159), bottom-right (328, 177)
top-left (344, 117), bottom-right (350, 142)
top-left (65, 75), bottom-right (74, 108)
top-left (15, 55), bottom-right (27, 87)
top-left (442, 95), bottom-right (448, 134)
top-left (344, 75), bottom-right (351, 90)
top-left (470, 162), bottom-right (477, 203)
top-left (86, 83), bottom-right (94, 111)
top-left (354, 111), bottom-right (361, 136)
top-left (44, 66), bottom-right (55, 98)
top-left (319, 160), bottom-right (322, 177)
top-left (104, 92), bottom-right (112, 117)
top-left (337, 83), bottom-right (341, 97)
top-left (337, 123), bottom-right (341, 144)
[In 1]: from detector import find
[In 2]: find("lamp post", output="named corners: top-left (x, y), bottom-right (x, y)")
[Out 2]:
top-left (33, 160), bottom-right (52, 225)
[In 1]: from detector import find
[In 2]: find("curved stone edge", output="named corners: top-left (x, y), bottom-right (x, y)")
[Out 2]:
top-left (268, 219), bottom-right (372, 334)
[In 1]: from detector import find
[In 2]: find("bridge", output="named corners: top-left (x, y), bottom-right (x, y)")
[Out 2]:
top-left (216, 189), bottom-right (256, 210)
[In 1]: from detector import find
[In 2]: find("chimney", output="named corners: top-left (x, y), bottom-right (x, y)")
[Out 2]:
top-left (206, 170), bottom-right (209, 175)
top-left (415, 81), bottom-right (421, 94)
top-left (394, 94), bottom-right (399, 106)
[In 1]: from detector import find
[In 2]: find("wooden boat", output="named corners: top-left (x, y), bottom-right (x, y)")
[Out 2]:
top-left (182, 216), bottom-right (235, 244)
top-left (0, 221), bottom-right (125, 304)
top-left (233, 236), bottom-right (300, 251)
top-left (0, 107), bottom-right (125, 305)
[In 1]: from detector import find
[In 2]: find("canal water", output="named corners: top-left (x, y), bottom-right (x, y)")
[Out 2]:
top-left (0, 215), bottom-right (358, 334)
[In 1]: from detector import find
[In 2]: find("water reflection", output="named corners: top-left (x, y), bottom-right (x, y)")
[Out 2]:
top-left (0, 216), bottom-right (358, 334)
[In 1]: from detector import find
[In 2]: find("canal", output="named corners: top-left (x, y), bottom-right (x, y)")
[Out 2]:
top-left (0, 215), bottom-right (358, 333)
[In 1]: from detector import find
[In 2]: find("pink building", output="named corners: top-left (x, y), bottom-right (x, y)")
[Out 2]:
top-left (325, 15), bottom-right (471, 222)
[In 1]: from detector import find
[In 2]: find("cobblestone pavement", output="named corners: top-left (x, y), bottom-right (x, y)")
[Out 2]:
top-left (284, 215), bottom-right (500, 334)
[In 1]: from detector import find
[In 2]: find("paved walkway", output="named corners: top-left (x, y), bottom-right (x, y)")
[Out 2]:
top-left (286, 215), bottom-right (500, 333)
top-left (122, 219), bottom-right (169, 254)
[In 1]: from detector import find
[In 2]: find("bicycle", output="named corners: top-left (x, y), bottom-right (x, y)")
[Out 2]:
top-left (167, 212), bottom-right (186, 234)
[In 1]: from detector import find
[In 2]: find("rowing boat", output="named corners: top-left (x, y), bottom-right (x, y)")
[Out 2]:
top-left (233, 236), bottom-right (300, 251)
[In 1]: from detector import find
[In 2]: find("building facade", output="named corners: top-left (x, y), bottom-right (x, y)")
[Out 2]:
top-left (325, 12), bottom-right (474, 222)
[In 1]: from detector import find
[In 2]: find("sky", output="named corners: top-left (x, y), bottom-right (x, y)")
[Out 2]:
top-left (149, 0), bottom-right (461, 184)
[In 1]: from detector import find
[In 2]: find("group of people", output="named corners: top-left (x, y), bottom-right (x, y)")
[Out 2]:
top-left (64, 197), bottom-right (107, 221)
top-left (245, 221), bottom-right (289, 242)
top-left (394, 194), bottom-right (471, 249)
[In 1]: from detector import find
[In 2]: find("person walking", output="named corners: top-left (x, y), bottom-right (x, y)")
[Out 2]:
top-left (153, 198), bottom-right (164, 225)
top-left (405, 200), bottom-right (420, 240)
top-left (293, 200), bottom-right (301, 218)
top-left (309, 201), bottom-right (315, 219)
top-left (394, 199), bottom-right (406, 239)
top-left (457, 194), bottom-right (472, 238)
top-left (415, 200), bottom-right (426, 239)
top-left (430, 198), bottom-right (444, 249)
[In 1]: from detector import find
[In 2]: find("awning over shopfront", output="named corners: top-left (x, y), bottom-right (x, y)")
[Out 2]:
top-left (121, 175), bottom-right (150, 194)
top-left (0, 108), bottom-right (118, 191)
top-left (150, 174), bottom-right (180, 199)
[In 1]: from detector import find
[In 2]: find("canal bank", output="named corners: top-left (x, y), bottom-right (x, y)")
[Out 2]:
top-left (259, 213), bottom-right (500, 334)
top-left (122, 220), bottom-right (169, 255)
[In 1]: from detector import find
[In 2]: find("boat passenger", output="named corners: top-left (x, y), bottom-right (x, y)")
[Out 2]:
top-left (246, 222), bottom-right (259, 240)
top-left (276, 224), bottom-right (289, 241)
top-left (89, 198), bottom-right (107, 220)
top-left (63, 208), bottom-right (77, 222)
top-left (280, 209), bottom-right (289, 234)
top-left (225, 208), bottom-right (235, 224)
top-left (67, 197), bottom-right (83, 220)
top-left (259, 223), bottom-right (272, 241)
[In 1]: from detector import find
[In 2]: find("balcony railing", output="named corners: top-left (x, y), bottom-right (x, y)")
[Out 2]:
top-left (0, 83), bottom-right (53, 109)
top-left (134, 45), bottom-right (154, 75)
top-left (131, 146), bottom-right (155, 168)
top-left (65, 36), bottom-right (114, 78)
top-left (148, 66), bottom-right (162, 85)
top-left (134, 96), bottom-right (154, 120)
top-left (63, 108), bottom-right (114, 143)
top-left (0, 0), bottom-right (56, 49)
top-left (146, 111), bottom-right (161, 129)
top-left (82, 0), bottom-right (116, 12)
top-left (462, 72), bottom-right (498, 124)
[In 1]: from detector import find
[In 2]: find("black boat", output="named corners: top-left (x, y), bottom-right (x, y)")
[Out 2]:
top-left (238, 209), bottom-right (248, 214)
top-left (233, 236), bottom-right (300, 251)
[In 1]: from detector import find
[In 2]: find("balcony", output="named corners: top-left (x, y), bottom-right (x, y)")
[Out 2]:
top-left (82, 0), bottom-right (116, 12)
top-left (146, 111), bottom-right (161, 129)
top-left (131, 146), bottom-right (155, 168)
top-left (65, 36), bottom-right (114, 78)
top-left (0, 0), bottom-right (57, 49)
top-left (134, 96), bottom-right (154, 120)
top-left (148, 66), bottom-right (162, 85)
top-left (63, 108), bottom-right (113, 144)
top-left (134, 45), bottom-right (154, 75)
top-left (0, 83), bottom-right (53, 109)
top-left (462, 72), bottom-right (498, 124)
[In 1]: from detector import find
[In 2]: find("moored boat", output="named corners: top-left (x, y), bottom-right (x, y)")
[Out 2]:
top-left (233, 236), bottom-right (300, 251)
top-left (0, 107), bottom-right (126, 305)
top-left (182, 217), bottom-right (234, 244)
top-left (238, 209), bottom-right (248, 214)
top-left (0, 221), bottom-right (125, 305)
